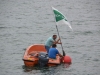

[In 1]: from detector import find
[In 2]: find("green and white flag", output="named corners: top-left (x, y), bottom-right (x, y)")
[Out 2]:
top-left (52, 7), bottom-right (72, 30)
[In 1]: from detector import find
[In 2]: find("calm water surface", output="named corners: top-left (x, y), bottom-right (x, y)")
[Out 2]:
top-left (0, 0), bottom-right (100, 75)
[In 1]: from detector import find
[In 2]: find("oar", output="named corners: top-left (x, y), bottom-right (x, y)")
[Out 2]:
top-left (55, 25), bottom-right (66, 56)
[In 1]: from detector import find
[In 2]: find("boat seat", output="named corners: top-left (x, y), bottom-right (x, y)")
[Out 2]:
top-left (29, 51), bottom-right (39, 57)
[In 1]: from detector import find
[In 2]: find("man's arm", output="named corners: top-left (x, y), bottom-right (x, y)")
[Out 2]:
top-left (56, 49), bottom-right (63, 57)
top-left (58, 53), bottom-right (63, 57)
top-left (53, 38), bottom-right (62, 44)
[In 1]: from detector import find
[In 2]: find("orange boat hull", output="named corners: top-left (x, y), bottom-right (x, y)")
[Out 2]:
top-left (22, 44), bottom-right (62, 67)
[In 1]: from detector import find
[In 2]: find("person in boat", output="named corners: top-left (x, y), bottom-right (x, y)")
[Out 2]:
top-left (45, 35), bottom-right (62, 53)
top-left (48, 44), bottom-right (63, 59)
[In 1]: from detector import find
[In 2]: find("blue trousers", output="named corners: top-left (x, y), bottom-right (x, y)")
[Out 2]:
top-left (45, 46), bottom-right (50, 53)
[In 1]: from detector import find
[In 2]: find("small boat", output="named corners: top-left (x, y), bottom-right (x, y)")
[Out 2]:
top-left (22, 44), bottom-right (62, 67)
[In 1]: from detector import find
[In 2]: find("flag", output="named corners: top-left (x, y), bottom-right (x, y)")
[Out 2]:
top-left (52, 7), bottom-right (72, 30)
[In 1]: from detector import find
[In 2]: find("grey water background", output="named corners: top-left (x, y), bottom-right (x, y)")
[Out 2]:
top-left (0, 0), bottom-right (100, 75)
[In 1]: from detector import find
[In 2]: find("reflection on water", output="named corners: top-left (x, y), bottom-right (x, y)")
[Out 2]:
top-left (22, 63), bottom-right (71, 75)
top-left (22, 65), bottom-right (49, 72)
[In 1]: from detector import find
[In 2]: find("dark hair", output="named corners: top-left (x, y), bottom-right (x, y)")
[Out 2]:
top-left (52, 44), bottom-right (57, 48)
top-left (53, 35), bottom-right (57, 37)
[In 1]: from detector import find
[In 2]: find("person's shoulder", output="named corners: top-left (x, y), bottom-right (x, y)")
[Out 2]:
top-left (49, 37), bottom-right (52, 39)
top-left (53, 48), bottom-right (58, 51)
top-left (55, 48), bottom-right (59, 51)
top-left (48, 37), bottom-right (53, 40)
top-left (48, 37), bottom-right (52, 39)
top-left (50, 47), bottom-right (54, 49)
top-left (50, 48), bottom-right (55, 50)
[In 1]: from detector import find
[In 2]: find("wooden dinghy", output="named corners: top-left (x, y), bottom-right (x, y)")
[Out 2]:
top-left (22, 44), bottom-right (62, 67)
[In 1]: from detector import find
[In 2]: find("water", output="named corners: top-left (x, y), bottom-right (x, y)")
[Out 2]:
top-left (0, 0), bottom-right (100, 75)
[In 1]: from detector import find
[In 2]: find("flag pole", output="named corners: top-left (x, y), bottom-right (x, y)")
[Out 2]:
top-left (52, 7), bottom-right (66, 56)
top-left (55, 23), bottom-right (66, 56)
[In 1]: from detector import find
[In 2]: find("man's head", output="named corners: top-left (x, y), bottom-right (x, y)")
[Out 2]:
top-left (52, 44), bottom-right (57, 48)
top-left (52, 35), bottom-right (57, 40)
